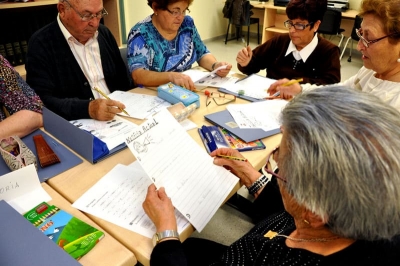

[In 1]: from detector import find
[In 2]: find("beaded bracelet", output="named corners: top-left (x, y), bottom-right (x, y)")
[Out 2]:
top-left (247, 174), bottom-right (271, 195)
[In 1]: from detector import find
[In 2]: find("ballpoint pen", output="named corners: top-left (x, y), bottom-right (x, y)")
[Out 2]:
top-left (92, 87), bottom-right (130, 116)
top-left (216, 155), bottom-right (248, 162)
top-left (270, 78), bottom-right (303, 97)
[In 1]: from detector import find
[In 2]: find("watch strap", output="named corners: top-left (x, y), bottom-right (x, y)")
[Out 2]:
top-left (155, 230), bottom-right (179, 243)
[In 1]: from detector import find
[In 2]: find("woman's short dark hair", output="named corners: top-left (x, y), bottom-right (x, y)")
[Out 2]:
top-left (147, 0), bottom-right (194, 9)
top-left (286, 0), bottom-right (327, 23)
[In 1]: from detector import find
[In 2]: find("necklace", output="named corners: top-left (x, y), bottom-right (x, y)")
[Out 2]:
top-left (264, 230), bottom-right (340, 242)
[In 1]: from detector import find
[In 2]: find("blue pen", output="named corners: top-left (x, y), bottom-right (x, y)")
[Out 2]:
top-left (201, 126), bottom-right (217, 152)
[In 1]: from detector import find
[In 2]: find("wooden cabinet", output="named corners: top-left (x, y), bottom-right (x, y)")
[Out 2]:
top-left (0, 0), bottom-right (122, 78)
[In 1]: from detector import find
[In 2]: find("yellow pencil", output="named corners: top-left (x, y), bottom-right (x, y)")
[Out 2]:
top-left (216, 155), bottom-right (248, 162)
top-left (282, 78), bottom-right (303, 87)
top-left (270, 78), bottom-right (303, 97)
top-left (93, 87), bottom-right (130, 116)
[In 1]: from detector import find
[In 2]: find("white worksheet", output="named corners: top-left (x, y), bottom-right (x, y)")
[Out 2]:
top-left (183, 69), bottom-right (239, 90)
top-left (108, 91), bottom-right (171, 119)
top-left (226, 99), bottom-right (288, 131)
top-left (0, 165), bottom-right (51, 214)
top-left (72, 162), bottom-right (190, 238)
top-left (222, 74), bottom-right (277, 99)
top-left (70, 116), bottom-right (138, 150)
top-left (124, 109), bottom-right (239, 231)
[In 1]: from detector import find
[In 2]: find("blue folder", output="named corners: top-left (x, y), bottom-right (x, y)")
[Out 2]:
top-left (43, 107), bottom-right (127, 164)
top-left (0, 129), bottom-right (83, 182)
top-left (0, 200), bottom-right (81, 266)
top-left (204, 110), bottom-right (281, 143)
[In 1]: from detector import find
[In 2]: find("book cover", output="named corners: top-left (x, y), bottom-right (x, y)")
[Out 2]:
top-left (24, 202), bottom-right (104, 260)
top-left (199, 125), bottom-right (265, 153)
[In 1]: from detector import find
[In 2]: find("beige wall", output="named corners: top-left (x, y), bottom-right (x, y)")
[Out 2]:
top-left (121, 0), bottom-right (362, 43)
top-left (349, 0), bottom-right (361, 11)
top-left (123, 0), bottom-right (228, 41)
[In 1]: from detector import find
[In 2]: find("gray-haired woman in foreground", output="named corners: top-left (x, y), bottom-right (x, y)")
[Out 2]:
top-left (144, 86), bottom-right (400, 265)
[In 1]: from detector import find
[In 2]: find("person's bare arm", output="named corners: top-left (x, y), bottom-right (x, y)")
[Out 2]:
top-left (0, 110), bottom-right (43, 138)
top-left (132, 68), bottom-right (196, 91)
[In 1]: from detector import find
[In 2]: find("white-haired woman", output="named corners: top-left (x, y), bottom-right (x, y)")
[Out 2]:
top-left (143, 86), bottom-right (400, 265)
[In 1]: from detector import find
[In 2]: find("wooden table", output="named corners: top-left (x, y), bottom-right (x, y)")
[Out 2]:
top-left (43, 183), bottom-right (137, 266)
top-left (46, 87), bottom-right (282, 265)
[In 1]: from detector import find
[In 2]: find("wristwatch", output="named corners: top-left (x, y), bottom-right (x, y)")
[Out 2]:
top-left (152, 230), bottom-right (180, 246)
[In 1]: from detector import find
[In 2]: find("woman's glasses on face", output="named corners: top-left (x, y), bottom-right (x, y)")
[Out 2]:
top-left (205, 90), bottom-right (236, 106)
top-left (356, 28), bottom-right (399, 48)
top-left (166, 8), bottom-right (190, 17)
top-left (284, 20), bottom-right (314, 31)
top-left (262, 147), bottom-right (287, 183)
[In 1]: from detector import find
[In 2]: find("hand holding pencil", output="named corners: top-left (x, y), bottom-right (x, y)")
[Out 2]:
top-left (210, 148), bottom-right (264, 189)
top-left (88, 87), bottom-right (130, 121)
top-left (266, 78), bottom-right (303, 100)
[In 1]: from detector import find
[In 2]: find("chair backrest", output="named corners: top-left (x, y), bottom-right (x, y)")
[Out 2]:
top-left (229, 0), bottom-right (253, 26)
top-left (119, 47), bottom-right (134, 88)
top-left (350, 15), bottom-right (363, 41)
top-left (318, 9), bottom-right (342, 35)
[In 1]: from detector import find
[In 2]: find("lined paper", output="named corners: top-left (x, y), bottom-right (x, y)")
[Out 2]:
top-left (125, 109), bottom-right (238, 231)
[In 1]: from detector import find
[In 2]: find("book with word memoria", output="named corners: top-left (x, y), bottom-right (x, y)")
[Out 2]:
top-left (198, 125), bottom-right (265, 153)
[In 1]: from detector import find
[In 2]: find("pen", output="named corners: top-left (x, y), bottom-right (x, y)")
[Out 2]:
top-left (270, 78), bottom-right (304, 97)
top-left (93, 87), bottom-right (130, 116)
top-left (241, 37), bottom-right (247, 47)
top-left (216, 155), bottom-right (248, 162)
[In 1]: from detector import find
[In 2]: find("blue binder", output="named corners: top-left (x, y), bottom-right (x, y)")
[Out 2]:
top-left (43, 107), bottom-right (127, 164)
top-left (204, 110), bottom-right (281, 143)
top-left (0, 129), bottom-right (83, 182)
top-left (0, 200), bottom-right (81, 266)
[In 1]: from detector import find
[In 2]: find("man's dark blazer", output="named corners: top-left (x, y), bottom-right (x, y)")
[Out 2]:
top-left (26, 21), bottom-right (131, 120)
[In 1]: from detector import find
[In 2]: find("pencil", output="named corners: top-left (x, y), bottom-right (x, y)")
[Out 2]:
top-left (241, 37), bottom-right (247, 47)
top-left (270, 78), bottom-right (303, 97)
top-left (93, 87), bottom-right (130, 116)
top-left (216, 155), bottom-right (248, 162)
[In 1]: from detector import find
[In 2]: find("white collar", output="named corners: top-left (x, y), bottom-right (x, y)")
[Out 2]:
top-left (285, 34), bottom-right (318, 62)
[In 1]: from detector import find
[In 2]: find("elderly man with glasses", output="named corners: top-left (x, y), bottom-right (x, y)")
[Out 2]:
top-left (26, 0), bottom-right (131, 121)
top-left (236, 0), bottom-right (341, 86)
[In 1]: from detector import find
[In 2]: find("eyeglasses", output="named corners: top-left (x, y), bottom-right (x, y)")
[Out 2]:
top-left (64, 0), bottom-right (108, 22)
top-left (284, 20), bottom-right (314, 31)
top-left (166, 7), bottom-right (190, 17)
top-left (205, 90), bottom-right (236, 106)
top-left (356, 28), bottom-right (399, 48)
top-left (262, 147), bottom-right (287, 183)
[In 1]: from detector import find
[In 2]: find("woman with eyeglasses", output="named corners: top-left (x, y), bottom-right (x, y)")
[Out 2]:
top-left (269, 0), bottom-right (400, 110)
top-left (143, 86), bottom-right (400, 265)
top-left (236, 0), bottom-right (340, 86)
top-left (127, 0), bottom-right (232, 91)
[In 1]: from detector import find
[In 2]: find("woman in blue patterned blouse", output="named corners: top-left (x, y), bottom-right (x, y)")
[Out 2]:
top-left (0, 55), bottom-right (43, 138)
top-left (127, 0), bottom-right (232, 91)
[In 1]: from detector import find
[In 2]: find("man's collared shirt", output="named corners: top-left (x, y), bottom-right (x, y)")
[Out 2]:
top-left (57, 15), bottom-right (110, 99)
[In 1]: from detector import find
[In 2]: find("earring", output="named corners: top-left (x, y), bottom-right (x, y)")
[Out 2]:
top-left (303, 219), bottom-right (310, 224)
top-left (155, 13), bottom-right (158, 16)
top-left (397, 58), bottom-right (400, 63)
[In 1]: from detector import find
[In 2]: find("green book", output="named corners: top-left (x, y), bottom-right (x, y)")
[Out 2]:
top-left (24, 202), bottom-right (104, 260)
